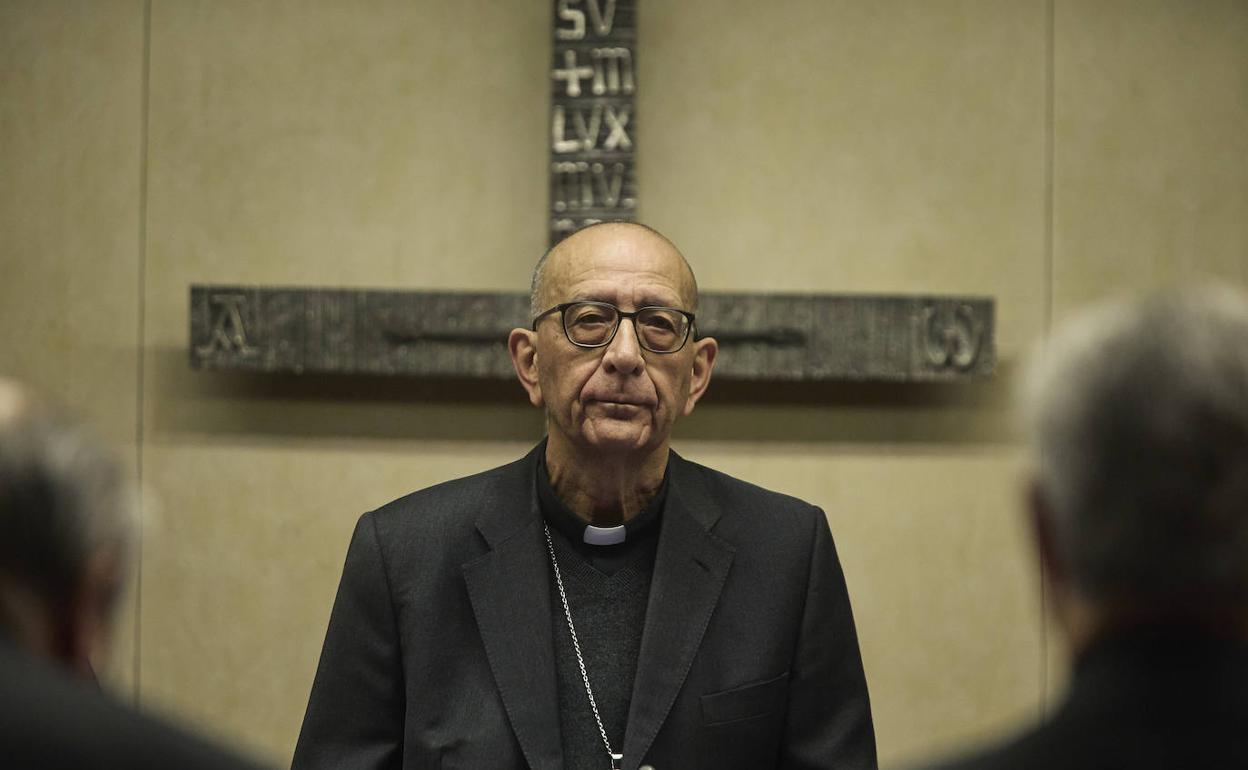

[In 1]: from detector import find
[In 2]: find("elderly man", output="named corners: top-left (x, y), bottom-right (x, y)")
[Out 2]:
top-left (929, 285), bottom-right (1248, 769)
top-left (294, 222), bottom-right (876, 769)
top-left (0, 379), bottom-right (267, 769)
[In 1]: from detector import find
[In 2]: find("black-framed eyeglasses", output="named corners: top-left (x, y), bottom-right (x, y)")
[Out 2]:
top-left (532, 301), bottom-right (696, 354)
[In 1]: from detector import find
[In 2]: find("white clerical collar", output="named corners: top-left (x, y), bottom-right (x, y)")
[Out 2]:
top-left (582, 524), bottom-right (627, 546)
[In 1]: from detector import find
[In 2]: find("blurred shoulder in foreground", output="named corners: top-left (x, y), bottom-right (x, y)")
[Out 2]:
top-left (0, 378), bottom-right (270, 770)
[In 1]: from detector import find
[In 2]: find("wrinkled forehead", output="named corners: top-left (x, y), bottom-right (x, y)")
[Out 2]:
top-left (543, 224), bottom-right (697, 309)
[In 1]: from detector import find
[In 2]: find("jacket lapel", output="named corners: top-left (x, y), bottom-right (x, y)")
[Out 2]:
top-left (462, 447), bottom-right (563, 770)
top-left (621, 454), bottom-right (735, 769)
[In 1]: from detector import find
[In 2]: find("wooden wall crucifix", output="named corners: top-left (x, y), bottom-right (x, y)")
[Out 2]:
top-left (189, 1), bottom-right (995, 385)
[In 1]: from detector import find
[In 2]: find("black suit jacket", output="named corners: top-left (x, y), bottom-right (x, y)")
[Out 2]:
top-left (293, 444), bottom-right (876, 770)
top-left (925, 629), bottom-right (1248, 770)
top-left (0, 637), bottom-right (269, 770)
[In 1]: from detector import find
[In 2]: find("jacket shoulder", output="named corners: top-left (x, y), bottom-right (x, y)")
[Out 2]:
top-left (671, 452), bottom-right (825, 534)
top-left (365, 451), bottom-right (533, 538)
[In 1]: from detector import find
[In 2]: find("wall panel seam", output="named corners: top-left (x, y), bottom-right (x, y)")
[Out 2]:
top-left (133, 0), bottom-right (153, 708)
top-left (1039, 0), bottom-right (1057, 722)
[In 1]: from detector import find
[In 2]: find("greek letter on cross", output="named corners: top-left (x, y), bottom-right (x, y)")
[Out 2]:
top-left (196, 293), bottom-right (258, 358)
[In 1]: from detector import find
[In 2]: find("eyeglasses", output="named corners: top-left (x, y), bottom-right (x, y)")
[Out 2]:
top-left (532, 301), bottom-right (696, 354)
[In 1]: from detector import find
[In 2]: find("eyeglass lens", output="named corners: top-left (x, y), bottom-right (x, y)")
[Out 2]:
top-left (563, 302), bottom-right (689, 352)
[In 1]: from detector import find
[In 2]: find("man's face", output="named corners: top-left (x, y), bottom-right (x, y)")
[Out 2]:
top-left (514, 224), bottom-right (715, 459)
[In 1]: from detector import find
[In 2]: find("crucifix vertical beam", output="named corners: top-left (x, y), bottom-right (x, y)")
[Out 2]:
top-left (550, 0), bottom-right (637, 245)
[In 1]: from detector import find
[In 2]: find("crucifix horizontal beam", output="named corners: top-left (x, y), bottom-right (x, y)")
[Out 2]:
top-left (190, 286), bottom-right (994, 382)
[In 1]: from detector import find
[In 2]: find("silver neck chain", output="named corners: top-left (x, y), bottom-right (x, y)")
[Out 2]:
top-left (543, 523), bottom-right (624, 770)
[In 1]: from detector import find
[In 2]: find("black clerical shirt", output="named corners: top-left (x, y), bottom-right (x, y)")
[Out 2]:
top-left (537, 453), bottom-right (665, 769)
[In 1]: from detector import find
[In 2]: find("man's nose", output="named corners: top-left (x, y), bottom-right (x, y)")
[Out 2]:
top-left (601, 317), bottom-right (646, 374)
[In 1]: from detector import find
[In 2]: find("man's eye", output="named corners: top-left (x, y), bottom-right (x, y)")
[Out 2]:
top-left (641, 315), bottom-right (678, 332)
top-left (571, 313), bottom-right (610, 326)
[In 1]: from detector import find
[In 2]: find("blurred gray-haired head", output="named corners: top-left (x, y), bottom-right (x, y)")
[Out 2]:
top-left (1023, 285), bottom-right (1248, 611)
top-left (0, 379), bottom-right (133, 623)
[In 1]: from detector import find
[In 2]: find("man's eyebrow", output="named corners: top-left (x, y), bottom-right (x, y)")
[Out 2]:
top-left (567, 293), bottom-right (613, 304)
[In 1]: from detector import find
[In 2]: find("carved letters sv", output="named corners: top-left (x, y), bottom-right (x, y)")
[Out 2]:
top-left (555, 0), bottom-right (618, 39)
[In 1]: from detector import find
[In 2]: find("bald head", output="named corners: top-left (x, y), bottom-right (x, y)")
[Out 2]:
top-left (530, 222), bottom-right (699, 319)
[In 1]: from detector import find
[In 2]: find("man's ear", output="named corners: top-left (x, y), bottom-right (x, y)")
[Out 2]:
top-left (682, 335), bottom-right (718, 416)
top-left (508, 328), bottom-right (544, 408)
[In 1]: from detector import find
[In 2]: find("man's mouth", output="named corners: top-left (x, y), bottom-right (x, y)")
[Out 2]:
top-left (589, 398), bottom-right (652, 409)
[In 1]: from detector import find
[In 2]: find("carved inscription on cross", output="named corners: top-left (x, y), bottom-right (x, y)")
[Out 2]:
top-left (549, 0), bottom-right (637, 245)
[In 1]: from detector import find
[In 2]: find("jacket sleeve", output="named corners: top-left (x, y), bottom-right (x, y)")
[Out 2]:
top-left (291, 513), bottom-right (404, 770)
top-left (780, 508), bottom-right (878, 769)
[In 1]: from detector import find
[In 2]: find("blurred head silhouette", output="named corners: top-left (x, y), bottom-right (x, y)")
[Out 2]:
top-left (0, 378), bottom-right (131, 680)
top-left (1023, 285), bottom-right (1248, 652)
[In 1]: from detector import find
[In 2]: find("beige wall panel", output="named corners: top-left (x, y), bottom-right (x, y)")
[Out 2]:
top-left (145, 0), bottom-right (549, 295)
top-left (0, 0), bottom-right (144, 695)
top-left (140, 0), bottom-right (548, 761)
top-left (640, 0), bottom-right (1049, 355)
top-left (1052, 0), bottom-right (1248, 320)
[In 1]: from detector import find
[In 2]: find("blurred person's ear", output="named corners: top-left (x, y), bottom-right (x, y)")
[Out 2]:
top-left (1029, 479), bottom-right (1098, 655)
top-left (1028, 479), bottom-right (1063, 592)
top-left (68, 545), bottom-right (125, 682)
